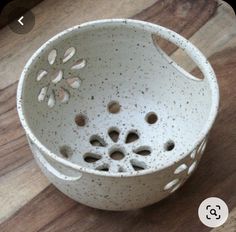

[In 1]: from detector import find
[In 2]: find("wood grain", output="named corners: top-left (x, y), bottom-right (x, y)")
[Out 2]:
top-left (0, 161), bottom-right (49, 224)
top-left (171, 0), bottom-right (236, 73)
top-left (0, 0), bottom-right (235, 231)
top-left (134, 0), bottom-right (217, 54)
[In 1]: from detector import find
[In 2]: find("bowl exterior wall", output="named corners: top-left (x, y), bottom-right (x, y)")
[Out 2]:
top-left (30, 135), bottom-right (206, 210)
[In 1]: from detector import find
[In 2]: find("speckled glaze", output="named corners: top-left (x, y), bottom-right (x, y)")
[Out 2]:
top-left (17, 19), bottom-right (219, 210)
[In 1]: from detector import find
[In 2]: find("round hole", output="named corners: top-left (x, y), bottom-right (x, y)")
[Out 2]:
top-left (130, 160), bottom-right (146, 171)
top-left (188, 161), bottom-right (197, 175)
top-left (164, 140), bottom-right (175, 151)
top-left (108, 128), bottom-right (120, 143)
top-left (110, 150), bottom-right (125, 160)
top-left (58, 87), bottom-right (70, 103)
top-left (164, 179), bottom-right (179, 191)
top-left (125, 131), bottom-right (139, 143)
top-left (75, 114), bottom-right (87, 127)
top-left (198, 140), bottom-right (207, 155)
top-left (51, 70), bottom-right (63, 84)
top-left (190, 149), bottom-right (197, 159)
top-left (145, 112), bottom-right (158, 124)
top-left (84, 156), bottom-right (99, 163)
top-left (48, 49), bottom-right (57, 65)
top-left (71, 59), bottom-right (86, 70)
top-left (90, 135), bottom-right (106, 147)
top-left (84, 153), bottom-right (101, 163)
top-left (97, 167), bottom-right (109, 172)
top-left (63, 47), bottom-right (76, 63)
top-left (174, 164), bottom-right (187, 174)
top-left (59, 145), bottom-right (72, 159)
top-left (108, 101), bottom-right (121, 114)
top-left (96, 165), bottom-right (109, 171)
top-left (170, 183), bottom-right (181, 193)
top-left (132, 164), bottom-right (144, 171)
top-left (134, 148), bottom-right (151, 156)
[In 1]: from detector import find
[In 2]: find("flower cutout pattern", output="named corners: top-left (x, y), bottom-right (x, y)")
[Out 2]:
top-left (83, 128), bottom-right (152, 173)
top-left (163, 138), bottom-right (207, 193)
top-left (36, 47), bottom-right (86, 108)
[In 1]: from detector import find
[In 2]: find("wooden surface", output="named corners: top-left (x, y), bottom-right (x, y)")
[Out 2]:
top-left (0, 0), bottom-right (235, 231)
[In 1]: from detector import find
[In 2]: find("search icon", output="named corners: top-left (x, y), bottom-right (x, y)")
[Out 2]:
top-left (198, 197), bottom-right (229, 228)
top-left (210, 208), bottom-right (217, 216)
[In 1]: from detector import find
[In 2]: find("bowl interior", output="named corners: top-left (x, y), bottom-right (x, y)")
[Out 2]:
top-left (20, 21), bottom-right (213, 173)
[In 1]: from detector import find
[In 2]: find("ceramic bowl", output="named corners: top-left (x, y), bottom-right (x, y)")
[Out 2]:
top-left (17, 19), bottom-right (219, 210)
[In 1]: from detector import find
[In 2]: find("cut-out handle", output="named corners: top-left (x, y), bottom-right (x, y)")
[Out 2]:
top-left (151, 26), bottom-right (215, 82)
top-left (29, 139), bottom-right (82, 181)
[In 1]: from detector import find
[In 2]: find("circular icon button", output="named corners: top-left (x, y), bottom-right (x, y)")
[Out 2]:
top-left (198, 197), bottom-right (229, 228)
top-left (1, 2), bottom-right (35, 35)
top-left (8, 7), bottom-right (35, 34)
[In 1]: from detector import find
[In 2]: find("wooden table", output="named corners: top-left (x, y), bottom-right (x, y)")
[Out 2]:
top-left (0, 0), bottom-right (235, 231)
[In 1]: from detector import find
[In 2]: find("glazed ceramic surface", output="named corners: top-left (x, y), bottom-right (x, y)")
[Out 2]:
top-left (17, 19), bottom-right (219, 210)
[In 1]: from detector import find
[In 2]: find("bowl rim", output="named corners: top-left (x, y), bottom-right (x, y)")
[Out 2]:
top-left (17, 18), bottom-right (220, 178)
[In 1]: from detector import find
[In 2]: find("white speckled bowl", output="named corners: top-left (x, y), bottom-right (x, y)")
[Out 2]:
top-left (17, 19), bottom-right (219, 210)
